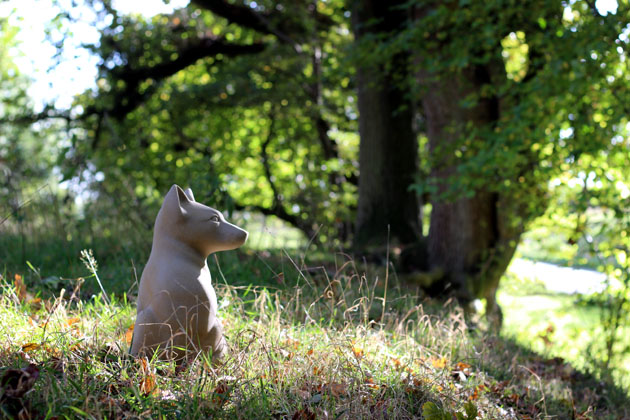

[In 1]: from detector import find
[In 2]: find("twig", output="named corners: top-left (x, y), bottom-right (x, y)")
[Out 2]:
top-left (0, 184), bottom-right (49, 226)
top-left (519, 365), bottom-right (548, 417)
top-left (382, 225), bottom-right (390, 324)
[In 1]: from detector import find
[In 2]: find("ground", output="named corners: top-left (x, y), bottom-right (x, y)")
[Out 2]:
top-left (1, 248), bottom-right (629, 419)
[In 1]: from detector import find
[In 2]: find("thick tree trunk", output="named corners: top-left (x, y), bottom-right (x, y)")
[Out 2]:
top-left (419, 63), bottom-right (523, 325)
top-left (352, 0), bottom-right (421, 247)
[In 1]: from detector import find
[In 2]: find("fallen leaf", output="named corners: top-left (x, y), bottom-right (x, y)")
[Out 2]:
top-left (21, 343), bottom-right (40, 353)
top-left (65, 317), bottom-right (80, 327)
top-left (123, 325), bottom-right (134, 345)
top-left (430, 356), bottom-right (448, 369)
top-left (27, 298), bottom-right (42, 311)
top-left (0, 363), bottom-right (40, 400)
top-left (0, 364), bottom-right (40, 418)
top-left (138, 358), bottom-right (157, 395)
top-left (212, 379), bottom-right (230, 406)
top-left (326, 382), bottom-right (347, 397)
top-left (454, 362), bottom-right (471, 372)
top-left (14, 274), bottom-right (27, 302)
top-left (364, 377), bottom-right (379, 389)
top-left (292, 407), bottom-right (316, 420)
top-left (470, 384), bottom-right (486, 401)
top-left (452, 362), bottom-right (472, 381)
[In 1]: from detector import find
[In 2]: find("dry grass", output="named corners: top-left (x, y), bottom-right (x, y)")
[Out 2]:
top-left (0, 255), bottom-right (628, 419)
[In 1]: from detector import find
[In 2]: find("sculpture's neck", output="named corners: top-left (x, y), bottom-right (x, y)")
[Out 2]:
top-left (152, 233), bottom-right (209, 268)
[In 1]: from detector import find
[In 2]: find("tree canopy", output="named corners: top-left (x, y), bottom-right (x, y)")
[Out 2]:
top-left (2, 0), bottom-right (630, 324)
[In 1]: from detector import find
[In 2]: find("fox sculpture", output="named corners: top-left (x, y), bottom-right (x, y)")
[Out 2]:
top-left (130, 184), bottom-right (248, 362)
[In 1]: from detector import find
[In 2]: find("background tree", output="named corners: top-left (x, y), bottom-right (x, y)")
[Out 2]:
top-left (351, 0), bottom-right (422, 247)
top-left (65, 0), bottom-right (357, 244)
top-left (0, 18), bottom-right (65, 262)
top-left (350, 0), bottom-right (630, 323)
top-left (5, 0), bottom-right (630, 328)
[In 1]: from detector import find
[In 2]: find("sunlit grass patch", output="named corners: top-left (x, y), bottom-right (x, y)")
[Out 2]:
top-left (0, 259), bottom-right (628, 419)
top-left (499, 270), bottom-right (630, 393)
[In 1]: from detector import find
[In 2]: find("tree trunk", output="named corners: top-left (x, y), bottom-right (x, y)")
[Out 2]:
top-left (419, 61), bottom-right (524, 326)
top-left (351, 0), bottom-right (421, 248)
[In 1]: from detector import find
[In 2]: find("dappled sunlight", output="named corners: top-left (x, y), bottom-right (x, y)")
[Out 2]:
top-left (2, 0), bottom-right (630, 417)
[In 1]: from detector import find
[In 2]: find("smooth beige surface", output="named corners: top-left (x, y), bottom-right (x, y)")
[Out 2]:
top-left (130, 185), bottom-right (248, 362)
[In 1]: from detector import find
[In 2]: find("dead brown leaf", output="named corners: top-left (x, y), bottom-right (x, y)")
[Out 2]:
top-left (212, 380), bottom-right (231, 406)
top-left (0, 364), bottom-right (40, 400)
top-left (14, 274), bottom-right (27, 302)
top-left (123, 324), bottom-right (134, 345)
top-left (0, 363), bottom-right (40, 418)
top-left (138, 358), bottom-right (157, 395)
top-left (65, 317), bottom-right (80, 327)
top-left (315, 382), bottom-right (348, 398)
top-left (292, 407), bottom-right (316, 420)
top-left (21, 343), bottom-right (40, 353)
top-left (27, 298), bottom-right (42, 311)
top-left (364, 377), bottom-right (379, 389)
top-left (429, 356), bottom-right (448, 369)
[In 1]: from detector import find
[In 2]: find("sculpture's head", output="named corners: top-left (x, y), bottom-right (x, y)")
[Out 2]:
top-left (155, 184), bottom-right (248, 256)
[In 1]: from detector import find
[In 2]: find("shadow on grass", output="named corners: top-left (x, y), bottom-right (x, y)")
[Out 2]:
top-left (2, 238), bottom-right (630, 419)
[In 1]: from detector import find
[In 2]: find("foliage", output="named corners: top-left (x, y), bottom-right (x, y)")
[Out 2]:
top-left (0, 19), bottom-right (61, 229)
top-left (499, 267), bottom-right (630, 391)
top-left (3, 1), bottom-right (630, 414)
top-left (542, 126), bottom-right (630, 378)
top-left (394, 0), bottom-right (630, 225)
top-left (59, 0), bottom-right (358, 244)
top-left (422, 401), bottom-right (477, 420)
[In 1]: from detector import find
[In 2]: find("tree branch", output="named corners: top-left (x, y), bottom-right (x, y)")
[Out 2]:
top-left (584, 0), bottom-right (604, 17)
top-left (251, 109), bottom-right (317, 239)
top-left (192, 0), bottom-right (276, 35)
top-left (0, 105), bottom-right (73, 125)
top-left (103, 36), bottom-right (265, 119)
top-left (191, 0), bottom-right (335, 39)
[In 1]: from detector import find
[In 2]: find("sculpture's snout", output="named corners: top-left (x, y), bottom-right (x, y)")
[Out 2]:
top-left (216, 222), bottom-right (248, 252)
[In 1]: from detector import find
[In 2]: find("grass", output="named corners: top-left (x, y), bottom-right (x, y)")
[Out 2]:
top-left (499, 269), bottom-right (630, 393)
top-left (2, 243), bottom-right (630, 419)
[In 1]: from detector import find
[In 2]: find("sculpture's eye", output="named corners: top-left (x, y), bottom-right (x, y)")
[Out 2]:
top-left (210, 215), bottom-right (220, 222)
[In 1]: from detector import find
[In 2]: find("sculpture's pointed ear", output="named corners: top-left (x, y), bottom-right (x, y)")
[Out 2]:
top-left (163, 184), bottom-right (192, 218)
top-left (184, 187), bottom-right (195, 202)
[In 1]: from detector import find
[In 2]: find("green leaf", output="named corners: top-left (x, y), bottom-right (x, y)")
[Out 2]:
top-left (67, 406), bottom-right (89, 416)
top-left (422, 402), bottom-right (450, 420)
top-left (464, 401), bottom-right (478, 419)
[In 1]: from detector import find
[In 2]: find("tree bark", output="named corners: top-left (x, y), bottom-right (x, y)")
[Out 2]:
top-left (352, 0), bottom-right (421, 248)
top-left (419, 60), bottom-right (523, 325)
